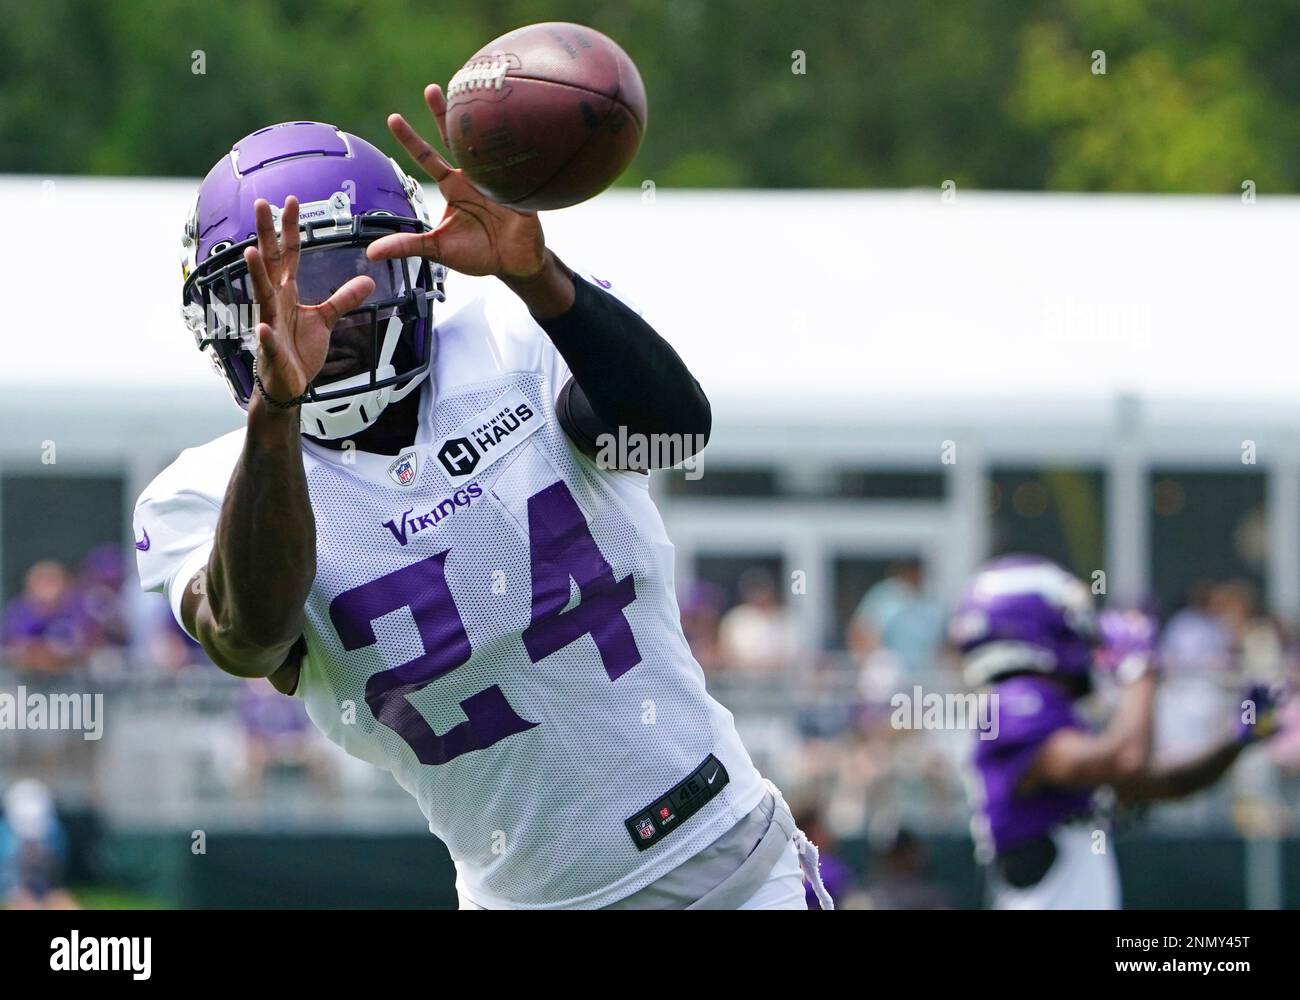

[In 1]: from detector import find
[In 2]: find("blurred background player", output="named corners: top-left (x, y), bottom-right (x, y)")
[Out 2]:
top-left (952, 555), bottom-right (1282, 909)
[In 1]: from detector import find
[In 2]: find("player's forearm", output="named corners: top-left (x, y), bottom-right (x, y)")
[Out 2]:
top-left (1117, 739), bottom-right (1245, 804)
top-left (203, 397), bottom-right (315, 666)
top-left (500, 248), bottom-right (577, 319)
top-left (513, 253), bottom-right (711, 462)
top-left (1099, 675), bottom-right (1158, 778)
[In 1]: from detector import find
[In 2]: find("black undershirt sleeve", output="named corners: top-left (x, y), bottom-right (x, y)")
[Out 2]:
top-left (538, 269), bottom-right (711, 470)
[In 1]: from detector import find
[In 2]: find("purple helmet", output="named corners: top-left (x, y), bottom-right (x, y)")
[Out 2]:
top-left (181, 122), bottom-right (445, 439)
top-left (949, 555), bottom-right (1097, 687)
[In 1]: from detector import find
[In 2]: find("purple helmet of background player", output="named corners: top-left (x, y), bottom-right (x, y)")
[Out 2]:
top-left (180, 121), bottom-right (445, 439)
top-left (949, 554), bottom-right (1098, 688)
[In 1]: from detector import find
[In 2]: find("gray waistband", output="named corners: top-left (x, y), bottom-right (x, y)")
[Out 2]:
top-left (686, 791), bottom-right (795, 909)
top-left (604, 789), bottom-right (794, 910)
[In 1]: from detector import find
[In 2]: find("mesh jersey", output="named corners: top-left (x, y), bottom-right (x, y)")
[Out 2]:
top-left (134, 270), bottom-right (765, 908)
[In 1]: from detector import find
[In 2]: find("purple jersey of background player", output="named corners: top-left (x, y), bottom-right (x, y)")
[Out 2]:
top-left (973, 674), bottom-right (1095, 853)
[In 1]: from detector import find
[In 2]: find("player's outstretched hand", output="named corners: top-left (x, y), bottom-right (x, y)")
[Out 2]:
top-left (245, 196), bottom-right (375, 403)
top-left (366, 84), bottom-right (547, 280)
top-left (1096, 608), bottom-right (1161, 684)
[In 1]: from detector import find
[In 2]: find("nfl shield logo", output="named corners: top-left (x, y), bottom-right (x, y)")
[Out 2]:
top-left (387, 452), bottom-right (418, 488)
top-left (636, 818), bottom-right (655, 841)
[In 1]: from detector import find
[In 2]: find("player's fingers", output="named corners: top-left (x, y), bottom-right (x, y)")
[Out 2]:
top-left (255, 322), bottom-right (278, 360)
top-left (388, 113), bottom-right (453, 183)
top-left (366, 230), bottom-right (440, 263)
top-left (280, 195), bottom-right (301, 281)
top-left (424, 84), bottom-right (452, 150)
top-left (243, 246), bottom-right (277, 323)
top-left (312, 274), bottom-right (375, 330)
top-left (253, 199), bottom-right (283, 284)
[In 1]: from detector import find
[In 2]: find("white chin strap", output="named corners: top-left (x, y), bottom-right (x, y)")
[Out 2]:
top-left (961, 641), bottom-right (1056, 687)
top-left (299, 281), bottom-right (433, 440)
top-left (300, 365), bottom-right (427, 439)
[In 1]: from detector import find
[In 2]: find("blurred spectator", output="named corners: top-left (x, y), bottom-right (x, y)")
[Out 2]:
top-left (679, 581), bottom-right (727, 672)
top-left (237, 680), bottom-right (334, 798)
top-left (0, 779), bottom-right (78, 909)
top-left (848, 558), bottom-right (946, 697)
top-left (1267, 697), bottom-right (1300, 774)
top-left (142, 595), bottom-right (209, 674)
top-left (1, 560), bottom-right (87, 674)
top-left (794, 806), bottom-right (862, 909)
top-left (717, 569), bottom-right (800, 675)
top-left (860, 827), bottom-right (951, 910)
top-left (1158, 579), bottom-right (1232, 677)
top-left (1151, 580), bottom-right (1263, 828)
top-left (1220, 581), bottom-right (1290, 686)
top-left (75, 544), bottom-right (130, 676)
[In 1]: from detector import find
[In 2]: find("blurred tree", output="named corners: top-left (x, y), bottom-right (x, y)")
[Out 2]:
top-left (1012, 0), bottom-right (1294, 192)
top-left (1, 0), bottom-right (1297, 192)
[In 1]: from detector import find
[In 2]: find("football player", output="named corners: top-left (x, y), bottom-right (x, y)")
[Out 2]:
top-left (951, 555), bottom-right (1278, 909)
top-left (133, 92), bottom-right (832, 910)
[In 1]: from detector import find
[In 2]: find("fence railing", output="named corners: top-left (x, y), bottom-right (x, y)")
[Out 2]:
top-left (0, 662), bottom-right (1292, 837)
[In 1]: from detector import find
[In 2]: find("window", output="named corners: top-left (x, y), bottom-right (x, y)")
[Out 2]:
top-left (1, 474), bottom-right (125, 602)
top-left (1149, 469), bottom-right (1266, 616)
top-left (831, 470), bottom-right (946, 500)
top-left (832, 555), bottom-right (906, 649)
top-left (692, 553), bottom-right (786, 611)
top-left (989, 466), bottom-right (1106, 581)
top-left (664, 467), bottom-right (779, 498)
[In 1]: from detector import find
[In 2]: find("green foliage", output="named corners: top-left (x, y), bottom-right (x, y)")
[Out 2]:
top-left (1013, 3), bottom-right (1292, 192)
top-left (1, 0), bottom-right (1298, 191)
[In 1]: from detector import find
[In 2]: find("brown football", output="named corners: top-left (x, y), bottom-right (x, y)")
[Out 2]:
top-left (444, 22), bottom-right (647, 211)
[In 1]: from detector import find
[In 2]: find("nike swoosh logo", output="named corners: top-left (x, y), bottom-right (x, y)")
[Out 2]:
top-left (134, 528), bottom-right (150, 552)
top-left (705, 768), bottom-right (719, 784)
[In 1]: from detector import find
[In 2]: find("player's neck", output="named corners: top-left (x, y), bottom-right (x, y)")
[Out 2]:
top-left (307, 385), bottom-right (423, 457)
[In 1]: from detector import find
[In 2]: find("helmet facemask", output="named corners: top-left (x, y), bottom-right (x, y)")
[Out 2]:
top-left (182, 202), bottom-right (445, 440)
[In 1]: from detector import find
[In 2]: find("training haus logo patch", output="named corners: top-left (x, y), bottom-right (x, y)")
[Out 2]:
top-left (435, 387), bottom-right (542, 481)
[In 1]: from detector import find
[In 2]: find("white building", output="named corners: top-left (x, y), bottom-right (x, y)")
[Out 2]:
top-left (3, 177), bottom-right (1299, 648)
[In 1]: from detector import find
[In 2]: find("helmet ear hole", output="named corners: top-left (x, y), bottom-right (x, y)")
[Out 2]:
top-left (208, 239), bottom-right (234, 258)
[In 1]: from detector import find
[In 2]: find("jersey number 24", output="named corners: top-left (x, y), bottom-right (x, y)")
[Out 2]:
top-left (328, 480), bottom-right (641, 764)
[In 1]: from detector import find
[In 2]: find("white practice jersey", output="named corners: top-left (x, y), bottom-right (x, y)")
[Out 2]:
top-left (988, 826), bottom-right (1121, 910)
top-left (134, 270), bottom-right (765, 908)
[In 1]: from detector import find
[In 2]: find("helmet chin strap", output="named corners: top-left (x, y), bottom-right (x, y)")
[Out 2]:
top-left (299, 366), bottom-right (395, 440)
top-left (297, 272), bottom-right (437, 441)
top-left (299, 364), bottom-right (431, 440)
top-left (962, 641), bottom-right (1057, 688)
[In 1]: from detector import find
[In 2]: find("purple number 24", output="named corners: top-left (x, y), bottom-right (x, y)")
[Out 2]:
top-left (328, 480), bottom-right (641, 764)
